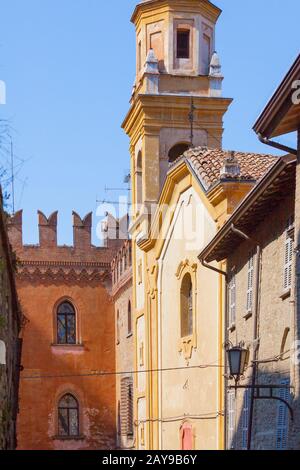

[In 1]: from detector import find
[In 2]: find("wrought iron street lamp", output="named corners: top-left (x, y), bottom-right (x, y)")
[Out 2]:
top-left (225, 342), bottom-right (294, 450)
top-left (227, 345), bottom-right (248, 382)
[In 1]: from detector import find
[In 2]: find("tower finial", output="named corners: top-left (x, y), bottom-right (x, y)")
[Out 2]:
top-left (209, 51), bottom-right (222, 77)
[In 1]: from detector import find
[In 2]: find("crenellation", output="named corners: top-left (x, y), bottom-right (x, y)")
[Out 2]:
top-left (72, 211), bottom-right (92, 249)
top-left (38, 211), bottom-right (58, 248)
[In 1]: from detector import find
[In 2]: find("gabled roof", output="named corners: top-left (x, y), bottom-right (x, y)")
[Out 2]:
top-left (198, 154), bottom-right (296, 263)
top-left (253, 54), bottom-right (300, 138)
top-left (171, 146), bottom-right (277, 192)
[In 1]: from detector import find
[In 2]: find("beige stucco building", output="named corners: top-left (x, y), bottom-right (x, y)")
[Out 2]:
top-left (121, 0), bottom-right (277, 450)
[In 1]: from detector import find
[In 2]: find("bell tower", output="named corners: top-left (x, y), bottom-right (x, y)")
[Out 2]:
top-left (123, 0), bottom-right (232, 216)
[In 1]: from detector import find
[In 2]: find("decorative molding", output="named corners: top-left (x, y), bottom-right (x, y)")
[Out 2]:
top-left (175, 259), bottom-right (197, 280)
top-left (16, 263), bottom-right (110, 286)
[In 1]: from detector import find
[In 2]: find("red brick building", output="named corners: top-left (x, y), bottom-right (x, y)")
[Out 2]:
top-left (8, 210), bottom-right (121, 450)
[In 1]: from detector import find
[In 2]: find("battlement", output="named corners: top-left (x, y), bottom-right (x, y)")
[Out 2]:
top-left (7, 210), bottom-right (129, 253)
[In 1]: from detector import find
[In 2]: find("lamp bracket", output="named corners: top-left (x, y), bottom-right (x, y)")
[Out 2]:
top-left (228, 384), bottom-right (294, 421)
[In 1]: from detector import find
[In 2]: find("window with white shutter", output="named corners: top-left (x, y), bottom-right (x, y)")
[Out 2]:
top-left (283, 217), bottom-right (294, 291)
top-left (276, 378), bottom-right (290, 450)
top-left (241, 389), bottom-right (250, 450)
top-left (246, 251), bottom-right (255, 313)
top-left (228, 274), bottom-right (236, 327)
top-left (227, 391), bottom-right (236, 450)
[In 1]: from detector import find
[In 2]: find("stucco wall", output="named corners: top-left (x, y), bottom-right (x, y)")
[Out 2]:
top-left (158, 187), bottom-right (220, 450)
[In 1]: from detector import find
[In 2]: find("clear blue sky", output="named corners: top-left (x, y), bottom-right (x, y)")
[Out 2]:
top-left (0, 0), bottom-right (299, 245)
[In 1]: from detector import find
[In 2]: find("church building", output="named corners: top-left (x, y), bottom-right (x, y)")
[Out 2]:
top-left (122, 0), bottom-right (277, 450)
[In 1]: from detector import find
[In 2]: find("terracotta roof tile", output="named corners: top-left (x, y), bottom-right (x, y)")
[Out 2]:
top-left (181, 147), bottom-right (278, 190)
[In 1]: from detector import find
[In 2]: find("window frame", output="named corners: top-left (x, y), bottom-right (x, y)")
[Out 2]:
top-left (128, 301), bottom-right (132, 336)
top-left (176, 29), bottom-right (190, 59)
top-left (276, 378), bottom-right (290, 450)
top-left (283, 217), bottom-right (294, 292)
top-left (246, 251), bottom-right (255, 314)
top-left (228, 273), bottom-right (236, 328)
top-left (56, 301), bottom-right (77, 345)
top-left (227, 390), bottom-right (236, 450)
top-left (180, 273), bottom-right (194, 339)
top-left (176, 260), bottom-right (198, 361)
top-left (57, 394), bottom-right (80, 438)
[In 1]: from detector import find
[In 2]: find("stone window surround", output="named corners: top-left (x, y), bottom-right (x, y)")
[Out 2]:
top-left (176, 259), bottom-right (198, 361)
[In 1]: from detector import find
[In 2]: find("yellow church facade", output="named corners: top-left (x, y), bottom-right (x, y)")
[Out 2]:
top-left (122, 0), bottom-right (275, 450)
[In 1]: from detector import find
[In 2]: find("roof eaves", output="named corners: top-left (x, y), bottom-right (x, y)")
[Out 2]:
top-left (198, 154), bottom-right (296, 263)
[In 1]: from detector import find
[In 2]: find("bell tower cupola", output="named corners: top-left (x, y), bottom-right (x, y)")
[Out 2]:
top-left (123, 0), bottom-right (233, 217)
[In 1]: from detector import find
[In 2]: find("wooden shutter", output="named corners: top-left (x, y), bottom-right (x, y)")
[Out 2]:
top-left (229, 274), bottom-right (236, 326)
top-left (241, 389), bottom-right (250, 450)
top-left (247, 252), bottom-right (255, 312)
top-left (276, 379), bottom-right (290, 450)
top-left (227, 391), bottom-right (236, 449)
top-left (120, 377), bottom-right (134, 437)
top-left (284, 219), bottom-right (294, 290)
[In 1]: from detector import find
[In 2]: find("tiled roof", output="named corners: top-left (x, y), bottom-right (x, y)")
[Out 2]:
top-left (182, 147), bottom-right (278, 190)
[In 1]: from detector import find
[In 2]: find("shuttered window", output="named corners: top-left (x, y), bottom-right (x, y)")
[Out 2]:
top-left (120, 377), bottom-right (134, 437)
top-left (284, 217), bottom-right (294, 291)
top-left (228, 274), bottom-right (236, 326)
top-left (246, 252), bottom-right (255, 313)
top-left (227, 391), bottom-right (236, 450)
top-left (241, 389), bottom-right (250, 450)
top-left (276, 378), bottom-right (290, 450)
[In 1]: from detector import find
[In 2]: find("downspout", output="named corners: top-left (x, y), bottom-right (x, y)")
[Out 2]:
top-left (200, 258), bottom-right (228, 449)
top-left (230, 224), bottom-right (261, 451)
top-left (258, 133), bottom-right (297, 156)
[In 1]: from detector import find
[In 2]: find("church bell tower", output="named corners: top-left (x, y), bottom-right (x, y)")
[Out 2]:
top-left (122, 0), bottom-right (232, 217)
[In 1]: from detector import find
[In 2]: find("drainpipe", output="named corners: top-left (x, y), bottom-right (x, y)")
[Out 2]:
top-left (199, 259), bottom-right (228, 449)
top-left (230, 224), bottom-right (261, 451)
top-left (258, 134), bottom-right (297, 156)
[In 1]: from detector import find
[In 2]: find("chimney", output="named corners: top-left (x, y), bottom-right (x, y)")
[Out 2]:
top-left (73, 212), bottom-right (92, 249)
top-left (7, 210), bottom-right (23, 248)
top-left (38, 211), bottom-right (58, 247)
top-left (220, 151), bottom-right (241, 180)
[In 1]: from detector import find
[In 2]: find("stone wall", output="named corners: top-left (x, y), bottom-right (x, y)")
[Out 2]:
top-left (0, 203), bottom-right (21, 450)
top-left (227, 190), bottom-right (296, 449)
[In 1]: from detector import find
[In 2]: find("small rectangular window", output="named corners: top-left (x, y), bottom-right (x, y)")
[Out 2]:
top-left (177, 30), bottom-right (190, 59)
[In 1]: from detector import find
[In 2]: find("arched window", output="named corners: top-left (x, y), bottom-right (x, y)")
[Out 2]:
top-left (136, 152), bottom-right (143, 206)
top-left (57, 302), bottom-right (76, 345)
top-left (128, 301), bottom-right (132, 336)
top-left (181, 273), bottom-right (193, 338)
top-left (168, 143), bottom-right (190, 163)
top-left (58, 394), bottom-right (79, 437)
